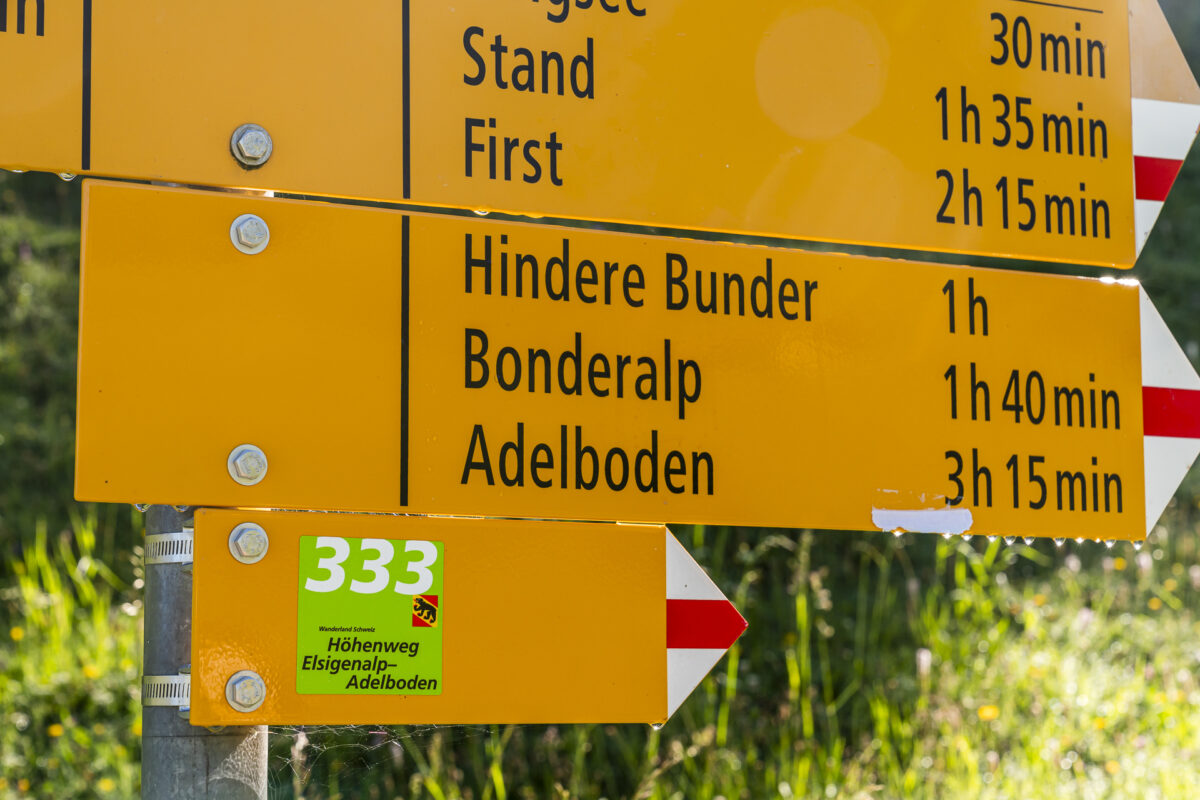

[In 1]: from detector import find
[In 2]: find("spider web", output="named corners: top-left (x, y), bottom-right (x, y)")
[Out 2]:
top-left (262, 720), bottom-right (699, 800)
top-left (266, 723), bottom-right (494, 799)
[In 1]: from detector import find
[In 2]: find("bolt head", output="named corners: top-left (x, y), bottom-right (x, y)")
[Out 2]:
top-left (233, 450), bottom-right (266, 480)
top-left (228, 445), bottom-right (268, 486)
top-left (230, 123), bottom-right (273, 168)
top-left (233, 676), bottom-right (264, 707)
top-left (236, 129), bottom-right (271, 161)
top-left (230, 524), bottom-right (269, 561)
top-left (229, 214), bottom-right (270, 255)
top-left (235, 216), bottom-right (269, 249)
top-left (226, 671), bottom-right (267, 712)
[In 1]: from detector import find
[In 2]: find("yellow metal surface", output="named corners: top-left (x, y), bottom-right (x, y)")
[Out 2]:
top-left (77, 181), bottom-right (1146, 539)
top-left (413, 0), bottom-right (1135, 267)
top-left (1, 1), bottom-right (1147, 266)
top-left (190, 510), bottom-right (667, 725)
top-left (0, 2), bottom-right (82, 170)
top-left (0, 0), bottom-right (406, 193)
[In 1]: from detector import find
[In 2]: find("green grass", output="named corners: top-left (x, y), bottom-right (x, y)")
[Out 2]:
top-left (0, 511), bottom-right (141, 799)
top-left (3, 504), bottom-right (1200, 798)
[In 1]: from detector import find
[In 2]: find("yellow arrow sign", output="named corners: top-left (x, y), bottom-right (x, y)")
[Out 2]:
top-left (189, 510), bottom-right (746, 725)
top-left (3, 1), bottom-right (1198, 266)
top-left (75, 181), bottom-right (1200, 540)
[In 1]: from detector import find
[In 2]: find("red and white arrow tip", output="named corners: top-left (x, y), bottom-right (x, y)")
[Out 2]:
top-left (1142, 288), bottom-right (1200, 533)
top-left (665, 530), bottom-right (747, 719)
top-left (1131, 0), bottom-right (1200, 254)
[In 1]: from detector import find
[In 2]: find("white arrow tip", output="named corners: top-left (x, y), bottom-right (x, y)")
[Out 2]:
top-left (1141, 288), bottom-right (1200, 533)
top-left (664, 529), bottom-right (746, 720)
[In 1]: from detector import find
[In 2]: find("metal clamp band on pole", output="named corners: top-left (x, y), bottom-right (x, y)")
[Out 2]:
top-left (145, 529), bottom-right (194, 565)
top-left (143, 673), bottom-right (191, 708)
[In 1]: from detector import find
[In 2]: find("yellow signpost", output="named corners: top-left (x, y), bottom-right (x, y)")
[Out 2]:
top-left (21, 1), bottom-right (1200, 785)
top-left (3, 1), bottom-right (1197, 266)
top-left (189, 510), bottom-right (746, 725)
top-left (76, 181), bottom-right (1200, 541)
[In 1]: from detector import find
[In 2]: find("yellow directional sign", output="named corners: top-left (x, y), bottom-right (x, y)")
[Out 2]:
top-left (189, 510), bottom-right (746, 725)
top-left (76, 181), bottom-right (1200, 540)
top-left (4, 2), bottom-right (1198, 266)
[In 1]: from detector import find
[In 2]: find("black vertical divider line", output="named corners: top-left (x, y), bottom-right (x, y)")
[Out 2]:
top-left (402, 0), bottom-right (411, 199)
top-left (400, 0), bottom-right (411, 505)
top-left (81, 0), bottom-right (92, 169)
top-left (401, 215), bottom-right (411, 506)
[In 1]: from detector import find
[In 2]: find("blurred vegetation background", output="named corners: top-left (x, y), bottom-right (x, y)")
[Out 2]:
top-left (3, 2), bottom-right (1200, 797)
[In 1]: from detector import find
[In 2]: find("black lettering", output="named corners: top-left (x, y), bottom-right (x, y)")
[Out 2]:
top-left (575, 426), bottom-right (598, 489)
top-left (635, 430), bottom-right (659, 492)
top-left (465, 233), bottom-right (491, 294)
top-left (750, 258), bottom-right (774, 318)
top-left (666, 253), bottom-right (688, 310)
top-left (605, 447), bottom-right (629, 491)
top-left (461, 425), bottom-right (495, 484)
top-left (664, 451), bottom-right (686, 494)
top-left (531, 443), bottom-right (554, 488)
top-left (500, 422), bottom-right (525, 486)
top-left (465, 328), bottom-right (489, 388)
top-left (463, 27), bottom-right (486, 86)
top-left (558, 332), bottom-right (582, 395)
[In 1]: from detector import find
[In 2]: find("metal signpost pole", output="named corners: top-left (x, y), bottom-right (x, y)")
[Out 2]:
top-left (141, 505), bottom-right (267, 798)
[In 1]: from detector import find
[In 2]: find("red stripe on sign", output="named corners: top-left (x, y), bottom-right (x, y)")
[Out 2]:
top-left (1135, 156), bottom-right (1184, 202)
top-left (1144, 386), bottom-right (1200, 439)
top-left (666, 599), bottom-right (747, 650)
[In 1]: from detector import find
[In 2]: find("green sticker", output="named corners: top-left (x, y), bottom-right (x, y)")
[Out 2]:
top-left (296, 536), bottom-right (443, 695)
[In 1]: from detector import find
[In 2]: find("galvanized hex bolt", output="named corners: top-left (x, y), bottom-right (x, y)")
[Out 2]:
top-left (230, 123), bottom-right (273, 168)
top-left (225, 670), bottom-right (266, 713)
top-left (228, 522), bottom-right (269, 564)
top-left (230, 214), bottom-right (270, 255)
top-left (227, 444), bottom-right (268, 486)
top-left (236, 129), bottom-right (271, 162)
